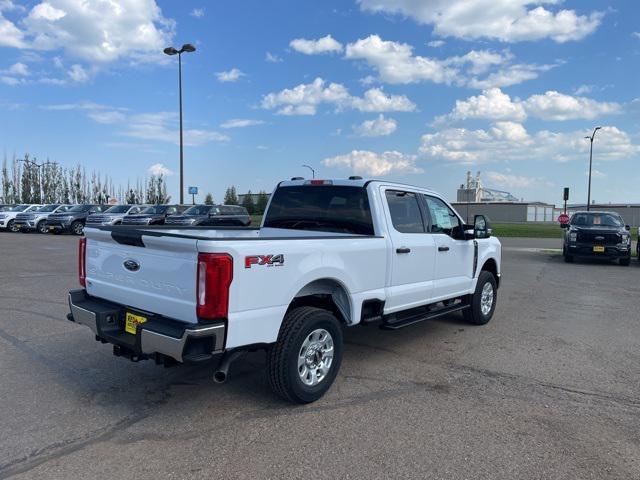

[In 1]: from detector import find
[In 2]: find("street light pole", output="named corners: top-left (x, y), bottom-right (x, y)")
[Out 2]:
top-left (302, 164), bottom-right (315, 179)
top-left (584, 126), bottom-right (601, 211)
top-left (164, 43), bottom-right (196, 204)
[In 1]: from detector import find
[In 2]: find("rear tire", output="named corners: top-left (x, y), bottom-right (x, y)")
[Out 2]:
top-left (7, 220), bottom-right (18, 233)
top-left (71, 221), bottom-right (84, 235)
top-left (563, 247), bottom-right (574, 263)
top-left (267, 307), bottom-right (343, 404)
top-left (463, 271), bottom-right (497, 325)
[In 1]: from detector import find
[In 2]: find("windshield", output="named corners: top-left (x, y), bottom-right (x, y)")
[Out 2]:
top-left (104, 205), bottom-right (131, 214)
top-left (67, 204), bottom-right (92, 212)
top-left (9, 204), bottom-right (30, 212)
top-left (264, 186), bottom-right (374, 235)
top-left (36, 204), bottom-right (60, 213)
top-left (571, 213), bottom-right (624, 227)
top-left (184, 205), bottom-right (213, 215)
top-left (141, 205), bottom-right (168, 214)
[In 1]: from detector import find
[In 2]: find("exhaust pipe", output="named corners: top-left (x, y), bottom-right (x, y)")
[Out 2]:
top-left (213, 351), bottom-right (245, 383)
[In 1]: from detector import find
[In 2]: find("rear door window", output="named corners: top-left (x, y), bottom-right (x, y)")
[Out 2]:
top-left (385, 190), bottom-right (425, 233)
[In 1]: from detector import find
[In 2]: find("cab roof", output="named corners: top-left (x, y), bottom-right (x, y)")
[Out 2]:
top-left (277, 177), bottom-right (439, 196)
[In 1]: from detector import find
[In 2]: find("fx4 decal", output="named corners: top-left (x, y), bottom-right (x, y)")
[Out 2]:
top-left (245, 254), bottom-right (285, 269)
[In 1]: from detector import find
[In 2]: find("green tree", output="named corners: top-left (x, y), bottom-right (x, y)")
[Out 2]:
top-left (256, 190), bottom-right (269, 215)
top-left (204, 193), bottom-right (214, 205)
top-left (241, 190), bottom-right (255, 215)
top-left (223, 186), bottom-right (238, 205)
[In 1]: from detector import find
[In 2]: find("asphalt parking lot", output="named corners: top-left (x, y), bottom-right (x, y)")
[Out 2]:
top-left (0, 232), bottom-right (639, 479)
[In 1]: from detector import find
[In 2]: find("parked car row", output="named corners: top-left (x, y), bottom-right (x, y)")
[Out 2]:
top-left (0, 203), bottom-right (251, 234)
top-left (561, 210), bottom-right (637, 265)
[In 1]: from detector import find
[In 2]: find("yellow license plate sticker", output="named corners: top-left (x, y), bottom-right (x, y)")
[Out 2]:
top-left (125, 312), bottom-right (147, 334)
top-left (593, 245), bottom-right (605, 253)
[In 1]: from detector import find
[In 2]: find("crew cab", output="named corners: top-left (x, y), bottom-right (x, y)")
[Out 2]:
top-left (85, 204), bottom-right (147, 227)
top-left (15, 204), bottom-right (71, 233)
top-left (0, 204), bottom-right (42, 232)
top-left (122, 204), bottom-right (190, 225)
top-left (67, 179), bottom-right (501, 403)
top-left (562, 211), bottom-right (632, 265)
top-left (47, 204), bottom-right (107, 235)
top-left (165, 204), bottom-right (251, 227)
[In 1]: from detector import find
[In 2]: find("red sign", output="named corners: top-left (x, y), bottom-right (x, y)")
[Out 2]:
top-left (558, 213), bottom-right (570, 224)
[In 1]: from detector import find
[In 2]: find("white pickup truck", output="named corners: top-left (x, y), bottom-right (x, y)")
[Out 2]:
top-left (68, 178), bottom-right (501, 403)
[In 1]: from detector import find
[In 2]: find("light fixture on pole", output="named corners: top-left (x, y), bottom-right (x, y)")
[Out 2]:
top-left (302, 164), bottom-right (315, 179)
top-left (584, 126), bottom-right (601, 211)
top-left (164, 43), bottom-right (196, 204)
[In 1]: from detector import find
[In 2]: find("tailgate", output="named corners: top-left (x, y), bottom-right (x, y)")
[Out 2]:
top-left (84, 229), bottom-right (199, 324)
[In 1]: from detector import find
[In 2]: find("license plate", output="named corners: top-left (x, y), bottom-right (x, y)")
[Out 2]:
top-left (48, 226), bottom-right (55, 230)
top-left (593, 245), bottom-right (605, 253)
top-left (125, 312), bottom-right (147, 335)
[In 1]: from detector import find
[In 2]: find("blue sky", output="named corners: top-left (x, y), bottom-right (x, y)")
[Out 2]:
top-left (0, 0), bottom-right (639, 205)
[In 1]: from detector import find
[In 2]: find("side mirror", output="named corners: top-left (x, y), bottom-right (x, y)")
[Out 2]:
top-left (560, 223), bottom-right (569, 229)
top-left (625, 225), bottom-right (630, 231)
top-left (473, 215), bottom-right (491, 239)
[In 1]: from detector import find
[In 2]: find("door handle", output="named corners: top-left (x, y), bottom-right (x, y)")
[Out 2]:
top-left (438, 246), bottom-right (450, 252)
top-left (396, 247), bottom-right (411, 254)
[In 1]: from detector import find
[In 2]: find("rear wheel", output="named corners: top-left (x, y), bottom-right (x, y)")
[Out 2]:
top-left (7, 220), bottom-right (18, 233)
top-left (71, 221), bottom-right (84, 235)
top-left (37, 220), bottom-right (47, 234)
top-left (463, 271), bottom-right (497, 325)
top-left (267, 306), bottom-right (343, 403)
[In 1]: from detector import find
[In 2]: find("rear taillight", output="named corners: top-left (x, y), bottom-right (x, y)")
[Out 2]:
top-left (196, 253), bottom-right (233, 319)
top-left (78, 237), bottom-right (87, 287)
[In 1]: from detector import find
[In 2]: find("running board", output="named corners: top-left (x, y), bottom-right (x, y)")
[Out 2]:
top-left (381, 303), bottom-right (469, 330)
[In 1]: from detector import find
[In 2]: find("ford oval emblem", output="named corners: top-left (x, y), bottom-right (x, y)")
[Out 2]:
top-left (123, 259), bottom-right (141, 272)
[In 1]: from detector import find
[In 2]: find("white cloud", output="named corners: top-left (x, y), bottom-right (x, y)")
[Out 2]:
top-left (345, 35), bottom-right (550, 89)
top-left (436, 88), bottom-right (622, 124)
top-left (345, 35), bottom-right (457, 85)
top-left (522, 91), bottom-right (622, 121)
top-left (124, 112), bottom-right (229, 146)
top-left (322, 150), bottom-right (422, 176)
top-left (87, 110), bottom-right (126, 124)
top-left (467, 62), bottom-right (555, 89)
top-left (220, 118), bottom-right (265, 129)
top-left (484, 171), bottom-right (549, 189)
top-left (67, 63), bottom-right (89, 82)
top-left (261, 77), bottom-right (415, 115)
top-left (353, 114), bottom-right (397, 137)
top-left (19, 0), bottom-right (174, 64)
top-left (435, 88), bottom-right (527, 124)
top-left (7, 61), bottom-right (28, 75)
top-left (148, 163), bottom-right (173, 176)
top-left (265, 52), bottom-right (283, 63)
top-left (190, 8), bottom-right (204, 18)
top-left (427, 40), bottom-right (445, 48)
top-left (632, 32), bottom-right (640, 40)
top-left (0, 11), bottom-right (24, 47)
top-left (216, 68), bottom-right (244, 82)
top-left (358, 0), bottom-right (603, 43)
top-left (290, 34), bottom-right (343, 55)
top-left (574, 84), bottom-right (593, 96)
top-left (420, 124), bottom-right (639, 165)
top-left (587, 169), bottom-right (606, 179)
top-left (1, 75), bottom-right (20, 85)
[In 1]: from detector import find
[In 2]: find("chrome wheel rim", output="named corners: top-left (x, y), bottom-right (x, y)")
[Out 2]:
top-left (74, 223), bottom-right (83, 235)
top-left (298, 329), bottom-right (334, 387)
top-left (480, 282), bottom-right (494, 316)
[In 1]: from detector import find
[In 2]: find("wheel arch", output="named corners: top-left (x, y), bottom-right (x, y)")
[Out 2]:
top-left (480, 257), bottom-right (499, 288)
top-left (288, 278), bottom-right (353, 325)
